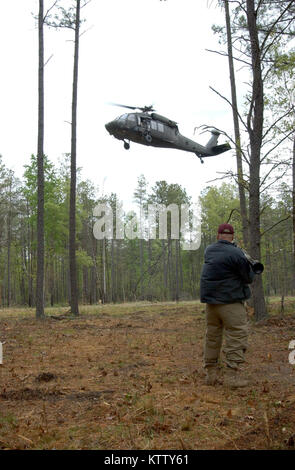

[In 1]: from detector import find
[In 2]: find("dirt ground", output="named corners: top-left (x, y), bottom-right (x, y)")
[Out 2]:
top-left (0, 300), bottom-right (295, 450)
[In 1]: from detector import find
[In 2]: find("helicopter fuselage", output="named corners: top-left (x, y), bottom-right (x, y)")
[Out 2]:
top-left (105, 111), bottom-right (230, 161)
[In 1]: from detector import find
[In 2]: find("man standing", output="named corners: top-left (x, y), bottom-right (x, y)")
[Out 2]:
top-left (200, 223), bottom-right (255, 388)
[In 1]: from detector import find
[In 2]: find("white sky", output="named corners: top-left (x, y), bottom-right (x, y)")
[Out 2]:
top-left (0, 0), bottom-right (241, 210)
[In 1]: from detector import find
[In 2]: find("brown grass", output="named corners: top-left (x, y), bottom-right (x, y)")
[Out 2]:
top-left (0, 300), bottom-right (295, 450)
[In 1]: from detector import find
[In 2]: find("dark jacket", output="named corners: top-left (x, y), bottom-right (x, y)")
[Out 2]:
top-left (200, 240), bottom-right (255, 304)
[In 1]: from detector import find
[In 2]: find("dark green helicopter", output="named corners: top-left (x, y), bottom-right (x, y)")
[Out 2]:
top-left (105, 103), bottom-right (231, 163)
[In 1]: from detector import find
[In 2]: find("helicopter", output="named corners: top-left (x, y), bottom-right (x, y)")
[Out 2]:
top-left (105, 103), bottom-right (231, 163)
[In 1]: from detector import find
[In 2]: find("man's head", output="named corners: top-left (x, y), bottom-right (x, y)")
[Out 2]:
top-left (217, 223), bottom-right (234, 242)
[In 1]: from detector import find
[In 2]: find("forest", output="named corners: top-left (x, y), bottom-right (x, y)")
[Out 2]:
top-left (0, 1), bottom-right (294, 323)
top-left (0, 157), bottom-right (293, 309)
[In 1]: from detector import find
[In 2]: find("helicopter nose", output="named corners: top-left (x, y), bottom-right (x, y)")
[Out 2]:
top-left (105, 121), bottom-right (116, 134)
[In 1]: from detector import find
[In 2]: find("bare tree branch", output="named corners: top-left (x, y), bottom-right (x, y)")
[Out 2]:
top-left (260, 215), bottom-right (291, 237)
top-left (206, 48), bottom-right (252, 67)
top-left (81, 0), bottom-right (92, 7)
top-left (226, 207), bottom-right (240, 223)
top-left (262, 107), bottom-right (294, 141)
top-left (79, 25), bottom-right (94, 38)
top-left (260, 167), bottom-right (289, 193)
top-left (205, 172), bottom-right (231, 184)
top-left (44, 53), bottom-right (54, 67)
top-left (261, 129), bottom-right (295, 162)
top-left (260, 1), bottom-right (295, 57)
top-left (43, 0), bottom-right (59, 23)
top-left (259, 160), bottom-right (287, 188)
top-left (209, 86), bottom-right (248, 132)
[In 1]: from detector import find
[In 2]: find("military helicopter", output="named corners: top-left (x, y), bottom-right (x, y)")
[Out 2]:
top-left (105, 103), bottom-right (231, 163)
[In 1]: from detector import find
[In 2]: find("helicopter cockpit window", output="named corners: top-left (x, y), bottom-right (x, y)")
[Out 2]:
top-left (127, 114), bottom-right (136, 122)
top-left (151, 121), bottom-right (157, 130)
top-left (119, 114), bottom-right (128, 121)
top-left (157, 122), bottom-right (164, 133)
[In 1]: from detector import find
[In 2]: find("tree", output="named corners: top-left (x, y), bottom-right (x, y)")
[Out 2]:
top-left (210, 0), bottom-right (295, 320)
top-left (246, 0), bottom-right (294, 319)
top-left (265, 51), bottom-right (295, 286)
top-left (36, 0), bottom-right (45, 319)
top-left (245, 0), bottom-right (267, 319)
top-left (5, 170), bottom-right (14, 307)
top-left (45, 0), bottom-right (91, 314)
top-left (148, 181), bottom-right (190, 301)
top-left (68, 0), bottom-right (81, 315)
top-left (293, 136), bottom-right (295, 278)
top-left (133, 175), bottom-right (148, 299)
top-left (224, 0), bottom-right (249, 248)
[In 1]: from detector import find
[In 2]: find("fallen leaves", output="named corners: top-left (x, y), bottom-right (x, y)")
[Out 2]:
top-left (1, 303), bottom-right (295, 450)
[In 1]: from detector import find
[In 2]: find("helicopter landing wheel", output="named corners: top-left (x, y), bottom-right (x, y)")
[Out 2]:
top-left (124, 141), bottom-right (130, 150)
top-left (145, 134), bottom-right (152, 144)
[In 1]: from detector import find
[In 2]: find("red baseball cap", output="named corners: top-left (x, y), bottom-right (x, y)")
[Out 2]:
top-left (218, 223), bottom-right (234, 234)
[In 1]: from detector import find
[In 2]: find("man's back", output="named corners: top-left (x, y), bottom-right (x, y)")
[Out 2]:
top-left (200, 239), bottom-right (254, 304)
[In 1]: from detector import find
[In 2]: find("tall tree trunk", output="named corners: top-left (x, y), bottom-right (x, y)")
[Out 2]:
top-left (140, 238), bottom-right (144, 299)
top-left (36, 0), bottom-right (45, 318)
top-left (225, 0), bottom-right (249, 248)
top-left (111, 238), bottom-right (115, 302)
top-left (292, 134), bottom-right (295, 289)
top-left (27, 203), bottom-right (33, 307)
top-left (102, 238), bottom-right (107, 303)
top-left (175, 239), bottom-right (179, 302)
top-left (168, 237), bottom-right (173, 300)
top-left (178, 240), bottom-right (183, 293)
top-left (191, 251), bottom-right (197, 298)
top-left (148, 239), bottom-right (152, 300)
top-left (7, 176), bottom-right (12, 307)
top-left (92, 237), bottom-right (98, 303)
top-left (162, 239), bottom-right (167, 300)
top-left (20, 222), bottom-right (27, 305)
top-left (246, 0), bottom-right (267, 321)
top-left (69, 0), bottom-right (81, 315)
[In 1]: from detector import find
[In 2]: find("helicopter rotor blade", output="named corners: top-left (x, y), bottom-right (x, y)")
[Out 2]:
top-left (108, 102), bottom-right (138, 110)
top-left (108, 102), bottom-right (155, 113)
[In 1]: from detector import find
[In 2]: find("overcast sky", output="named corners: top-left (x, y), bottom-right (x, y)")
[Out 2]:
top-left (0, 0), bottom-right (242, 210)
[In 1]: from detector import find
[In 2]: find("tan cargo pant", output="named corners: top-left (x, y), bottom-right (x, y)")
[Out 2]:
top-left (204, 302), bottom-right (249, 370)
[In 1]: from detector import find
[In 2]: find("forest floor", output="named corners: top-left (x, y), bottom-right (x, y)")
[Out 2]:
top-left (0, 299), bottom-right (295, 450)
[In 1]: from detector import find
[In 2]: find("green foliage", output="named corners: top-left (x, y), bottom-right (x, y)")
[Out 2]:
top-left (23, 154), bottom-right (66, 251)
top-left (199, 183), bottom-right (241, 242)
top-left (76, 248), bottom-right (93, 268)
top-left (44, 1), bottom-right (86, 31)
top-left (0, 154), bottom-right (294, 305)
